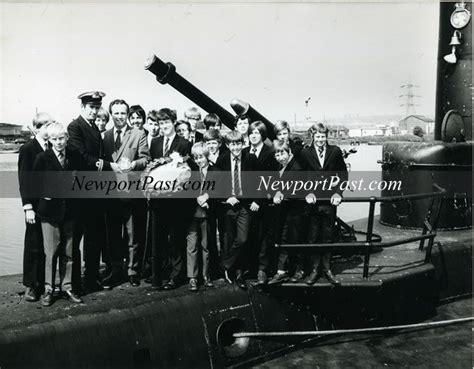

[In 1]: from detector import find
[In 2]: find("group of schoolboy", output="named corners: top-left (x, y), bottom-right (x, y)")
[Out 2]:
top-left (18, 90), bottom-right (347, 307)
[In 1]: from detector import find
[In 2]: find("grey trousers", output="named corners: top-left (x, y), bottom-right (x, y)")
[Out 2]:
top-left (186, 217), bottom-right (209, 279)
top-left (41, 220), bottom-right (74, 292)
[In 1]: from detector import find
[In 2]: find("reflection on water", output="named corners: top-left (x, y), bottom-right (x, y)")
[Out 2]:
top-left (0, 145), bottom-right (383, 276)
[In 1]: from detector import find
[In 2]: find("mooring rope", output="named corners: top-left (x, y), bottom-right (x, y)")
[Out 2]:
top-left (233, 317), bottom-right (474, 338)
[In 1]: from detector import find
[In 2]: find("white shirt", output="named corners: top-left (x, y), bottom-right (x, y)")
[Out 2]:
top-left (230, 154), bottom-right (242, 196)
top-left (249, 142), bottom-right (264, 158)
top-left (208, 151), bottom-right (219, 165)
top-left (36, 136), bottom-right (48, 151)
top-left (52, 147), bottom-right (66, 167)
top-left (80, 113), bottom-right (94, 127)
top-left (279, 154), bottom-right (294, 178)
top-left (147, 134), bottom-right (157, 149)
top-left (315, 144), bottom-right (326, 167)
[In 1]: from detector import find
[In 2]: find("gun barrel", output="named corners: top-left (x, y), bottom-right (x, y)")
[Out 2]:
top-left (145, 54), bottom-right (236, 129)
top-left (230, 99), bottom-right (276, 140)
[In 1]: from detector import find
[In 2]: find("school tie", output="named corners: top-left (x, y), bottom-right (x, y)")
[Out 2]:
top-left (164, 137), bottom-right (170, 156)
top-left (251, 147), bottom-right (257, 156)
top-left (318, 145), bottom-right (324, 159)
top-left (115, 129), bottom-right (122, 151)
top-left (58, 151), bottom-right (65, 168)
top-left (233, 156), bottom-right (242, 196)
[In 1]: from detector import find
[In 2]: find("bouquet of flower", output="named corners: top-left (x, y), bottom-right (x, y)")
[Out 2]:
top-left (141, 152), bottom-right (192, 198)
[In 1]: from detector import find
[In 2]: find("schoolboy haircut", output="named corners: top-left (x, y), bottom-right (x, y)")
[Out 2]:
top-left (184, 107), bottom-right (201, 120)
top-left (191, 141), bottom-right (210, 158)
top-left (235, 114), bottom-right (250, 125)
top-left (175, 120), bottom-right (191, 131)
top-left (47, 122), bottom-right (68, 138)
top-left (203, 113), bottom-right (221, 130)
top-left (157, 108), bottom-right (177, 123)
top-left (203, 128), bottom-right (222, 143)
top-left (308, 122), bottom-right (329, 136)
top-left (224, 130), bottom-right (243, 145)
top-left (109, 99), bottom-right (130, 114)
top-left (249, 121), bottom-right (267, 141)
top-left (147, 110), bottom-right (159, 122)
top-left (129, 105), bottom-right (146, 122)
top-left (273, 139), bottom-right (291, 154)
top-left (96, 107), bottom-right (110, 123)
top-left (274, 120), bottom-right (291, 134)
top-left (32, 112), bottom-right (54, 128)
top-left (308, 122), bottom-right (329, 146)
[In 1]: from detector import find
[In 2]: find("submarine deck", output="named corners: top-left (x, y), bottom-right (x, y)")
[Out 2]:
top-left (0, 216), bottom-right (471, 332)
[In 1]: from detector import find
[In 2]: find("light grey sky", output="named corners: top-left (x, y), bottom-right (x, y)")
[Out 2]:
top-left (1, 2), bottom-right (439, 127)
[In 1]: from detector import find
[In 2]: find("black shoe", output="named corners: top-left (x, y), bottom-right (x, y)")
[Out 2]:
top-left (324, 270), bottom-right (341, 286)
top-left (144, 277), bottom-right (153, 284)
top-left (163, 279), bottom-right (176, 290)
top-left (268, 272), bottom-right (290, 285)
top-left (203, 277), bottom-right (214, 288)
top-left (305, 269), bottom-right (321, 285)
top-left (235, 274), bottom-right (247, 290)
top-left (41, 291), bottom-right (54, 307)
top-left (290, 270), bottom-right (305, 283)
top-left (24, 287), bottom-right (39, 302)
top-left (256, 270), bottom-right (268, 285)
top-left (63, 290), bottom-right (83, 304)
top-left (102, 272), bottom-right (122, 290)
top-left (129, 275), bottom-right (140, 287)
top-left (85, 280), bottom-right (104, 293)
top-left (188, 278), bottom-right (198, 292)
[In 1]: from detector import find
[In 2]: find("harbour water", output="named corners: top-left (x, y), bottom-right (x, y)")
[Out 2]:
top-left (0, 144), bottom-right (383, 276)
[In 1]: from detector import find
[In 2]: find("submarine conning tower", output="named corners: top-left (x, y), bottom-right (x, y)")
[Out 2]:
top-left (380, 1), bottom-right (472, 230)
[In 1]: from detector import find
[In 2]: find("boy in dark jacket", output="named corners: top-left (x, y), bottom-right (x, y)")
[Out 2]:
top-left (33, 123), bottom-right (82, 306)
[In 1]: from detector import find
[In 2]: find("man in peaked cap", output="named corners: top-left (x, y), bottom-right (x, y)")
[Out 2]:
top-left (67, 90), bottom-right (112, 293)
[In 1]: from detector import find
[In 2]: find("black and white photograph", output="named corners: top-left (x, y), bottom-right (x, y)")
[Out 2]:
top-left (0, 1), bottom-right (472, 368)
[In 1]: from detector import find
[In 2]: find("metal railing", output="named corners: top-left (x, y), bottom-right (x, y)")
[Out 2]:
top-left (275, 183), bottom-right (446, 279)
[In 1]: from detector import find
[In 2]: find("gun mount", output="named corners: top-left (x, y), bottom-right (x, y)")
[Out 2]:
top-left (145, 54), bottom-right (236, 129)
top-left (230, 98), bottom-right (276, 140)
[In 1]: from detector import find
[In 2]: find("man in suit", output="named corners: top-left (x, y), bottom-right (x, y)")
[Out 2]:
top-left (67, 91), bottom-right (114, 292)
top-left (33, 123), bottom-right (83, 306)
top-left (102, 99), bottom-right (150, 288)
top-left (18, 112), bottom-right (53, 302)
top-left (215, 130), bottom-right (260, 289)
top-left (243, 121), bottom-right (279, 285)
top-left (300, 122), bottom-right (348, 286)
top-left (150, 108), bottom-right (192, 290)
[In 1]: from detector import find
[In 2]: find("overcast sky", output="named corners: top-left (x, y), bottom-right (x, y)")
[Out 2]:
top-left (1, 2), bottom-right (439, 127)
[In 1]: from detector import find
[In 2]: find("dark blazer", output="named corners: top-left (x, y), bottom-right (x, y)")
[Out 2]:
top-left (102, 125), bottom-right (150, 170)
top-left (18, 138), bottom-right (45, 209)
top-left (150, 134), bottom-right (191, 160)
top-left (300, 144), bottom-right (348, 198)
top-left (68, 115), bottom-right (110, 171)
top-left (243, 143), bottom-right (279, 172)
top-left (33, 147), bottom-right (81, 223)
top-left (187, 164), bottom-right (218, 218)
top-left (278, 156), bottom-right (305, 210)
top-left (214, 150), bottom-right (260, 204)
top-left (189, 131), bottom-right (204, 145)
